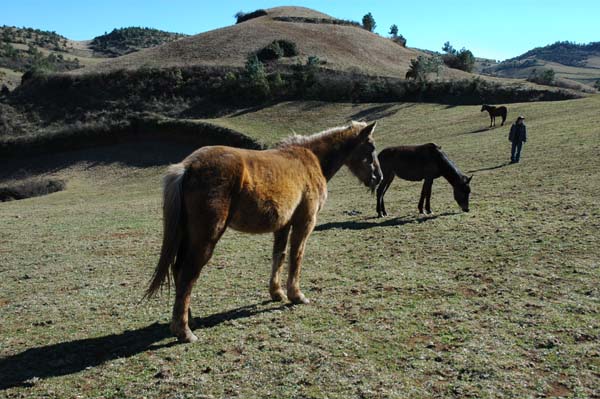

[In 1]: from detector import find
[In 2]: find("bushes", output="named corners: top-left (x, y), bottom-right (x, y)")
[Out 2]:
top-left (255, 40), bottom-right (299, 62)
top-left (405, 56), bottom-right (441, 81)
top-left (527, 68), bottom-right (556, 85)
top-left (277, 40), bottom-right (298, 57)
top-left (235, 10), bottom-right (268, 24)
top-left (0, 178), bottom-right (65, 201)
top-left (272, 16), bottom-right (361, 27)
top-left (6, 63), bottom-right (580, 135)
top-left (442, 42), bottom-right (475, 72)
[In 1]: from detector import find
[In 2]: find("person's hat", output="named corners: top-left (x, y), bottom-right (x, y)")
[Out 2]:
top-left (517, 115), bottom-right (525, 120)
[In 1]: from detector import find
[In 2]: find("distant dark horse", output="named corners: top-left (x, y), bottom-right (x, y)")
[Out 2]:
top-left (481, 104), bottom-right (507, 127)
top-left (376, 143), bottom-right (472, 217)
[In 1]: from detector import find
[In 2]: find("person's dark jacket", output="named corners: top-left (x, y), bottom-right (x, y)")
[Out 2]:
top-left (509, 123), bottom-right (527, 143)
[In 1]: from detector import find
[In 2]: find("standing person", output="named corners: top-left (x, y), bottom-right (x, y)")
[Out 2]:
top-left (509, 115), bottom-right (527, 163)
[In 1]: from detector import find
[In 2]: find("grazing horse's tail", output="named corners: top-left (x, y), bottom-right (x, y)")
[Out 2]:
top-left (144, 163), bottom-right (186, 299)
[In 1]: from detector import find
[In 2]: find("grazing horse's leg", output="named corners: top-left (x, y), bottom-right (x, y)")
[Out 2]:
top-left (376, 174), bottom-right (394, 217)
top-left (424, 179), bottom-right (434, 214)
top-left (287, 210), bottom-right (317, 305)
top-left (418, 180), bottom-right (427, 214)
top-left (269, 224), bottom-right (292, 301)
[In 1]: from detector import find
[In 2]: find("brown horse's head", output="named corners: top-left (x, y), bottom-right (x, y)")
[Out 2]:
top-left (453, 175), bottom-right (472, 212)
top-left (346, 122), bottom-right (383, 192)
top-left (480, 105), bottom-right (487, 112)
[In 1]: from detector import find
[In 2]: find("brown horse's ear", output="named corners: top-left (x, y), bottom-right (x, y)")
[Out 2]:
top-left (467, 175), bottom-right (473, 183)
top-left (359, 121), bottom-right (377, 140)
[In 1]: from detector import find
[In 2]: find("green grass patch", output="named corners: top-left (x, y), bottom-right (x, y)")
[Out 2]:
top-left (1, 96), bottom-right (599, 397)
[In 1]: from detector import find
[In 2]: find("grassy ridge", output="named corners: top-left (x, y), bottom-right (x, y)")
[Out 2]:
top-left (0, 96), bottom-right (599, 397)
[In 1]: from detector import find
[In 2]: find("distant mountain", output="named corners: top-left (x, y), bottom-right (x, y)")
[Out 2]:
top-left (508, 41), bottom-right (600, 67)
top-left (90, 27), bottom-right (187, 57)
top-left (480, 41), bottom-right (600, 88)
top-left (0, 25), bottom-right (187, 90)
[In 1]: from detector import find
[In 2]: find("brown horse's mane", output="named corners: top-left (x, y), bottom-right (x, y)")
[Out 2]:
top-left (276, 121), bottom-right (367, 148)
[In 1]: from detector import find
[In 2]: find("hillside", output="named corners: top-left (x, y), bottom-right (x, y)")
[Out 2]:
top-left (0, 25), bottom-right (187, 90)
top-left (77, 6), bottom-right (469, 80)
top-left (481, 41), bottom-right (600, 88)
top-left (1, 95), bottom-right (599, 398)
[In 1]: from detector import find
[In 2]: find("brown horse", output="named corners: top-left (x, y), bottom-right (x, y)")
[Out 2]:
top-left (481, 104), bottom-right (507, 127)
top-left (146, 121), bottom-right (382, 343)
top-left (376, 143), bottom-right (472, 217)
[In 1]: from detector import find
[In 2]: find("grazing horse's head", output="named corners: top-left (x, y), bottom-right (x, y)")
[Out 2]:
top-left (346, 122), bottom-right (383, 192)
top-left (453, 175), bottom-right (472, 212)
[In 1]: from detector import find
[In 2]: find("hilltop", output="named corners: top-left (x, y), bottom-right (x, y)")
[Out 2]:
top-left (77, 6), bottom-right (467, 80)
top-left (480, 41), bottom-right (600, 88)
top-left (89, 27), bottom-right (187, 57)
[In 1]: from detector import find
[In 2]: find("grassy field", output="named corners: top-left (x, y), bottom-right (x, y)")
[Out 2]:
top-left (1, 96), bottom-right (599, 398)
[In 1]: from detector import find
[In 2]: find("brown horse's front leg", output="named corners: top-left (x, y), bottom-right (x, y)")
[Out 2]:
top-left (269, 225), bottom-right (291, 301)
top-left (287, 215), bottom-right (316, 304)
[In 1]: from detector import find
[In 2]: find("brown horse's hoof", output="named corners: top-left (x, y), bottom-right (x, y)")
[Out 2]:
top-left (270, 289), bottom-right (287, 302)
top-left (178, 332), bottom-right (199, 343)
top-left (170, 322), bottom-right (198, 343)
top-left (288, 292), bottom-right (310, 305)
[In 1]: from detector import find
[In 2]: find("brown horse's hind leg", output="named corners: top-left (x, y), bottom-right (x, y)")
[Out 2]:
top-left (287, 212), bottom-right (317, 305)
top-left (171, 201), bottom-right (229, 343)
top-left (172, 243), bottom-right (195, 329)
top-left (269, 225), bottom-right (291, 301)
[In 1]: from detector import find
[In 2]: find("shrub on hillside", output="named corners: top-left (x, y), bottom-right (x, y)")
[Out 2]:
top-left (442, 42), bottom-right (475, 72)
top-left (362, 13), bottom-right (376, 32)
top-left (277, 40), bottom-right (298, 57)
top-left (405, 56), bottom-right (441, 81)
top-left (255, 40), bottom-right (299, 62)
top-left (527, 68), bottom-right (555, 85)
top-left (256, 41), bottom-right (284, 62)
top-left (235, 10), bottom-right (268, 24)
top-left (272, 16), bottom-right (361, 27)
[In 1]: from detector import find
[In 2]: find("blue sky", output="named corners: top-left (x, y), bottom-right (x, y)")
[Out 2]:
top-left (1, 0), bottom-right (598, 60)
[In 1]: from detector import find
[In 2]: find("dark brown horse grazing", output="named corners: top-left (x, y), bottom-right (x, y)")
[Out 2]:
top-left (146, 121), bottom-right (382, 343)
top-left (481, 104), bottom-right (507, 127)
top-left (376, 143), bottom-right (472, 217)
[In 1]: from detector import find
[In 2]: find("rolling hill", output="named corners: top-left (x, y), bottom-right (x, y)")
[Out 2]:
top-left (480, 41), bottom-right (600, 88)
top-left (76, 6), bottom-right (469, 81)
top-left (0, 25), bottom-right (187, 90)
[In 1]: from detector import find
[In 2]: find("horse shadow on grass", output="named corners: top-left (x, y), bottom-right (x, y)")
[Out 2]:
top-left (315, 211), bottom-right (456, 231)
top-left (0, 301), bottom-right (287, 390)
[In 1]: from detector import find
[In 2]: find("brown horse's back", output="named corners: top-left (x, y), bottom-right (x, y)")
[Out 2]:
top-left (182, 145), bottom-right (326, 234)
top-left (378, 143), bottom-right (443, 181)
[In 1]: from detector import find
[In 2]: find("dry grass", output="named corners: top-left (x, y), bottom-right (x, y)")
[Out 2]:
top-left (76, 6), bottom-right (466, 81)
top-left (1, 95), bottom-right (599, 398)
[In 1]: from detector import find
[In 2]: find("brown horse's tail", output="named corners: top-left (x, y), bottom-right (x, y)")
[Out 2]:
top-left (144, 163), bottom-right (186, 299)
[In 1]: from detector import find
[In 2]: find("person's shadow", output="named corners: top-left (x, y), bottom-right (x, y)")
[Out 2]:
top-left (0, 301), bottom-right (286, 390)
